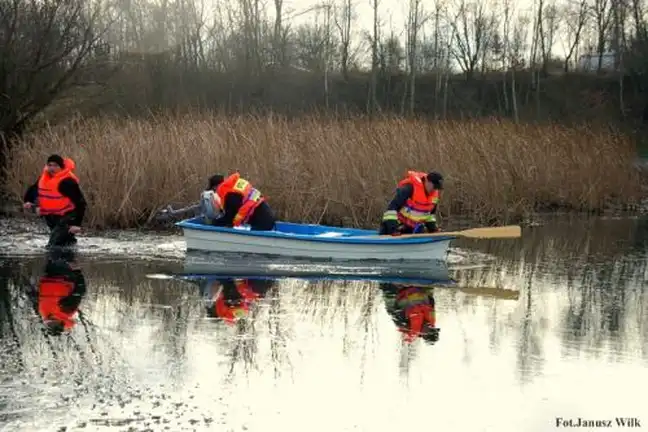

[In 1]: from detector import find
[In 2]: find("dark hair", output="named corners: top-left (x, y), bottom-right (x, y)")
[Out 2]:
top-left (47, 154), bottom-right (65, 169)
top-left (426, 171), bottom-right (444, 189)
top-left (207, 174), bottom-right (224, 190)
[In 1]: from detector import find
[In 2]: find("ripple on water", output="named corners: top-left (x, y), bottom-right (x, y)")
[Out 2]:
top-left (2, 216), bottom-right (647, 431)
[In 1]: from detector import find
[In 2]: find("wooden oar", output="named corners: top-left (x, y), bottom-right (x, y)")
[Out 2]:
top-left (386, 281), bottom-right (520, 300)
top-left (356, 225), bottom-right (522, 240)
top-left (453, 285), bottom-right (520, 300)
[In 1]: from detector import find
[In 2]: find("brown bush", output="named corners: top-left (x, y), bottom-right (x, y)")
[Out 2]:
top-left (4, 113), bottom-right (643, 229)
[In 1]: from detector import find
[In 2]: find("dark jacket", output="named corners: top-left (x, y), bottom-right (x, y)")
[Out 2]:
top-left (209, 193), bottom-right (275, 230)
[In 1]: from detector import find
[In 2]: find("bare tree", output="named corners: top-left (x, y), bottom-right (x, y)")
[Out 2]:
top-left (630, 0), bottom-right (646, 39)
top-left (451, 0), bottom-right (494, 80)
top-left (561, 0), bottom-right (589, 72)
top-left (540, 1), bottom-right (561, 73)
top-left (404, 0), bottom-right (426, 115)
top-left (334, 0), bottom-right (354, 80)
top-left (273, 0), bottom-right (284, 65)
top-left (366, 0), bottom-right (381, 115)
top-left (509, 14), bottom-right (531, 122)
top-left (0, 0), bottom-right (107, 173)
top-left (592, 0), bottom-right (613, 71)
top-left (611, 0), bottom-right (628, 115)
top-left (499, 0), bottom-right (512, 114)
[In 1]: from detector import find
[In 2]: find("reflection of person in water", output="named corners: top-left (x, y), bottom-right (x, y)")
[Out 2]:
top-left (379, 283), bottom-right (439, 344)
top-left (36, 249), bottom-right (87, 336)
top-left (199, 278), bottom-right (275, 324)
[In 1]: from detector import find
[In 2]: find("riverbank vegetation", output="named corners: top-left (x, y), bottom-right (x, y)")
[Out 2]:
top-left (3, 113), bottom-right (642, 229)
top-left (2, 0), bottom-right (648, 229)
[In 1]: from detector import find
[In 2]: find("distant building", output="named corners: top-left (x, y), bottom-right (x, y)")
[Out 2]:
top-left (577, 51), bottom-right (617, 72)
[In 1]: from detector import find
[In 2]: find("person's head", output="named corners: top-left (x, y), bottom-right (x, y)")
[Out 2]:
top-left (46, 154), bottom-right (65, 175)
top-left (424, 171), bottom-right (444, 194)
top-left (207, 174), bottom-right (224, 191)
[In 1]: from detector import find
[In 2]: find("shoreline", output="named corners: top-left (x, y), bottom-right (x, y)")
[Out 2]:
top-left (2, 207), bottom-right (646, 237)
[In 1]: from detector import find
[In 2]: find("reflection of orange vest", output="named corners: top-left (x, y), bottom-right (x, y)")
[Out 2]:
top-left (37, 158), bottom-right (79, 216)
top-left (396, 286), bottom-right (436, 341)
top-left (396, 171), bottom-right (439, 228)
top-left (38, 276), bottom-right (77, 329)
top-left (214, 280), bottom-right (261, 324)
top-left (216, 173), bottom-right (265, 226)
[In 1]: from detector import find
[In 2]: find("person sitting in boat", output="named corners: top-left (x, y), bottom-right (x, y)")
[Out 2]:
top-left (379, 282), bottom-right (439, 344)
top-left (206, 172), bottom-right (276, 231)
top-left (200, 278), bottom-right (276, 324)
top-left (379, 170), bottom-right (443, 236)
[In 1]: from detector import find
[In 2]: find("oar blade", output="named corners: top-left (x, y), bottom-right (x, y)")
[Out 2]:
top-left (456, 225), bottom-right (522, 239)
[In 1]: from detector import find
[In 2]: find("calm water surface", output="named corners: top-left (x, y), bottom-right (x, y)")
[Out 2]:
top-left (1, 216), bottom-right (647, 431)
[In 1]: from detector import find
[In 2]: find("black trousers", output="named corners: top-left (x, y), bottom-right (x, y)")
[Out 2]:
top-left (43, 213), bottom-right (78, 247)
top-left (247, 202), bottom-right (276, 231)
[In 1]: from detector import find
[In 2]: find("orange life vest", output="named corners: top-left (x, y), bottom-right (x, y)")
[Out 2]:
top-left (37, 158), bottom-right (79, 216)
top-left (214, 279), bottom-right (262, 324)
top-left (38, 276), bottom-right (77, 330)
top-left (396, 170), bottom-right (439, 229)
top-left (215, 173), bottom-right (265, 226)
top-left (396, 286), bottom-right (436, 341)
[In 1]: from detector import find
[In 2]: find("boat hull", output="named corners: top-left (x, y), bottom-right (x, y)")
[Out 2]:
top-left (180, 250), bottom-right (454, 280)
top-left (176, 218), bottom-right (456, 261)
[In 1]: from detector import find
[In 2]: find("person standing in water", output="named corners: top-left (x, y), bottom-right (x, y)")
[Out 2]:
top-left (23, 155), bottom-right (87, 248)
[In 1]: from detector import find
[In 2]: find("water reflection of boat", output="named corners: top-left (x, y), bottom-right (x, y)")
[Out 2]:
top-left (179, 250), bottom-right (455, 282)
top-left (155, 250), bottom-right (521, 300)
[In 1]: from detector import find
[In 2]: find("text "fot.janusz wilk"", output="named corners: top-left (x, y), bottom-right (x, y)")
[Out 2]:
top-left (555, 417), bottom-right (642, 428)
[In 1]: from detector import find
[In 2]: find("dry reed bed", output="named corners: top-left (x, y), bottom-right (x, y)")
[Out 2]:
top-left (4, 113), bottom-right (643, 229)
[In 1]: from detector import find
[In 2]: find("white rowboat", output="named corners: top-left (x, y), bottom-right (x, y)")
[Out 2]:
top-left (175, 217), bottom-right (457, 261)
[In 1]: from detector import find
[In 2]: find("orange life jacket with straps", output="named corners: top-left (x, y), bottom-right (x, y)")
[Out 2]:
top-left (396, 286), bottom-right (436, 342)
top-left (214, 279), bottom-right (262, 324)
top-left (395, 171), bottom-right (439, 229)
top-left (37, 158), bottom-right (79, 216)
top-left (38, 276), bottom-right (77, 330)
top-left (216, 173), bottom-right (265, 226)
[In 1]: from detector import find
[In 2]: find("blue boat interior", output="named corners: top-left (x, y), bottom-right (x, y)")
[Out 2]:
top-left (176, 217), bottom-right (457, 244)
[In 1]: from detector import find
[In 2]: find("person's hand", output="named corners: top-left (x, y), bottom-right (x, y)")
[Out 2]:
top-left (68, 225), bottom-right (82, 234)
top-left (23, 202), bottom-right (33, 210)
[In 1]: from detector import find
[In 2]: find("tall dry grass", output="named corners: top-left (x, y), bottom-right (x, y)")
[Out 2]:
top-left (4, 112), bottom-right (643, 229)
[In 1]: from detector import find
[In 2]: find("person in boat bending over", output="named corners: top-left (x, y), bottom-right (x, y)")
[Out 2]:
top-left (23, 155), bottom-right (87, 248)
top-left (379, 282), bottom-right (439, 344)
top-left (205, 172), bottom-right (276, 231)
top-left (379, 170), bottom-right (443, 236)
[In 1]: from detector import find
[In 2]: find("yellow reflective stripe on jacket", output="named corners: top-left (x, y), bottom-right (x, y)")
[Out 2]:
top-left (398, 208), bottom-right (436, 223)
top-left (382, 210), bottom-right (398, 221)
